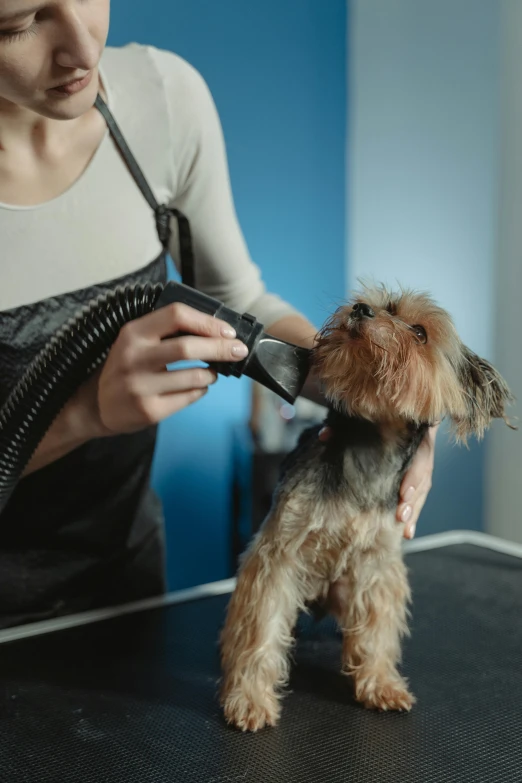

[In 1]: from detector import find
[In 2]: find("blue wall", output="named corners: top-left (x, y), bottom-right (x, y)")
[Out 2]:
top-left (107, 1), bottom-right (347, 589)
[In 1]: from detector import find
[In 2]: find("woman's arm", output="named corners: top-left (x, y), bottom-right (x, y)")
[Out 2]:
top-left (21, 373), bottom-right (105, 476)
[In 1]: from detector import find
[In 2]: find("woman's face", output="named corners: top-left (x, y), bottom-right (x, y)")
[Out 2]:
top-left (0, 0), bottom-right (110, 120)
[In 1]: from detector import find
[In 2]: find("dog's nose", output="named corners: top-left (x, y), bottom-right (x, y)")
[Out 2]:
top-left (351, 302), bottom-right (375, 319)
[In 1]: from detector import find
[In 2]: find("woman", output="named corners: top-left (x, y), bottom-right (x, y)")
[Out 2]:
top-left (0, 0), bottom-right (436, 629)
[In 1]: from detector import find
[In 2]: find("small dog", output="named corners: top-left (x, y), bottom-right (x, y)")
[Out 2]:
top-left (219, 284), bottom-right (515, 732)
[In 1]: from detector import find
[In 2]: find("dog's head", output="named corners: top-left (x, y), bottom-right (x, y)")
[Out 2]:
top-left (312, 284), bottom-right (515, 442)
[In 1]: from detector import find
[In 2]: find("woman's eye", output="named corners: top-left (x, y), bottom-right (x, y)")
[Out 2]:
top-left (0, 22), bottom-right (37, 42)
top-left (411, 324), bottom-right (428, 344)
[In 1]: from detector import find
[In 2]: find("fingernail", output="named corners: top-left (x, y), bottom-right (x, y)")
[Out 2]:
top-left (221, 326), bottom-right (236, 338)
top-left (232, 343), bottom-right (249, 357)
top-left (403, 486), bottom-right (415, 503)
top-left (401, 505), bottom-right (412, 523)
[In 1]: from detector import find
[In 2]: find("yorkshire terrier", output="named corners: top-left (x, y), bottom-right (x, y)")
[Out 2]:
top-left (219, 284), bottom-right (515, 732)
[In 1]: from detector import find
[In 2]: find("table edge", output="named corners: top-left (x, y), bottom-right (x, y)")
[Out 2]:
top-left (0, 529), bottom-right (520, 645)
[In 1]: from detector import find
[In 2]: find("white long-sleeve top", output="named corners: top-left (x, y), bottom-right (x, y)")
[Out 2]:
top-left (0, 43), bottom-right (301, 327)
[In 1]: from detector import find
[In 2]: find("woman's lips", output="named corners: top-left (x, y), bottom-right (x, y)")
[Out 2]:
top-left (48, 70), bottom-right (93, 96)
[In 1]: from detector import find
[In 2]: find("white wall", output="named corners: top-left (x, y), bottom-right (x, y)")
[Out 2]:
top-left (347, 0), bottom-right (502, 535)
top-left (348, 0), bottom-right (499, 353)
top-left (486, 0), bottom-right (522, 543)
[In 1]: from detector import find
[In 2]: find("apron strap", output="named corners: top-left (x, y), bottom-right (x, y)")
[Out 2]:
top-left (94, 93), bottom-right (196, 288)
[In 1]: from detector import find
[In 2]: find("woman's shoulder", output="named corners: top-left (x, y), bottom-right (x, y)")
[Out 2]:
top-left (100, 42), bottom-right (212, 111)
top-left (96, 43), bottom-right (221, 201)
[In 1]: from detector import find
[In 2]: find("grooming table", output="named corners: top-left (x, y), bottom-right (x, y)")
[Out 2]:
top-left (1, 531), bottom-right (521, 783)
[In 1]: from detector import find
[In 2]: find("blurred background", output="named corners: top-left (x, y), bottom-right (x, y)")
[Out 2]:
top-left (108, 0), bottom-right (521, 591)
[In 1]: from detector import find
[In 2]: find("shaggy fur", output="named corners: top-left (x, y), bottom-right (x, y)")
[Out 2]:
top-left (219, 284), bottom-right (515, 732)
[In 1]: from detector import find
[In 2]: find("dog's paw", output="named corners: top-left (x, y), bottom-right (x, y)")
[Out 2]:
top-left (222, 692), bottom-right (280, 732)
top-left (355, 674), bottom-right (415, 712)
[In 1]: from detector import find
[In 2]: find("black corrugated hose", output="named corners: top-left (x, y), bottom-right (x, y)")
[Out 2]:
top-left (0, 282), bottom-right (164, 514)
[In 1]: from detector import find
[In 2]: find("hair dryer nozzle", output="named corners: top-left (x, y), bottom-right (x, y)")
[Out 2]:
top-left (244, 333), bottom-right (312, 404)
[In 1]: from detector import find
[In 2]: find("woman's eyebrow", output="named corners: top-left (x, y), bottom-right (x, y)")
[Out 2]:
top-left (0, 4), bottom-right (43, 24)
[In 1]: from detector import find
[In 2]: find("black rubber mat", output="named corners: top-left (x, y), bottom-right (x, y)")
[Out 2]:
top-left (1, 542), bottom-right (521, 782)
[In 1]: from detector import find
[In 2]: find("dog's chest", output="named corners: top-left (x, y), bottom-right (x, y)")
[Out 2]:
top-left (317, 438), bottom-right (404, 515)
top-left (309, 417), bottom-right (426, 516)
top-left (299, 500), bottom-right (399, 584)
top-left (274, 418), bottom-right (425, 579)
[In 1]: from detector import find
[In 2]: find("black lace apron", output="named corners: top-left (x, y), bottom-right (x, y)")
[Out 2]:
top-left (0, 95), bottom-right (194, 630)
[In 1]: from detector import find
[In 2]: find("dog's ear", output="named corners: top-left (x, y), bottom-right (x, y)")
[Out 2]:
top-left (451, 346), bottom-right (516, 442)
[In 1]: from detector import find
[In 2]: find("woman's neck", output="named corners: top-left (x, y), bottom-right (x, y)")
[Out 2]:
top-left (0, 78), bottom-right (108, 206)
top-left (0, 99), bottom-right (57, 152)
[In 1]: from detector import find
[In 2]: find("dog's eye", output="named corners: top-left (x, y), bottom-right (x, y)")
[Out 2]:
top-left (411, 324), bottom-right (427, 344)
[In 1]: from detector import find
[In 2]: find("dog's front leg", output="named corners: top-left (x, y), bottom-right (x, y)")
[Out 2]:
top-left (333, 540), bottom-right (415, 712)
top-left (219, 533), bottom-right (306, 732)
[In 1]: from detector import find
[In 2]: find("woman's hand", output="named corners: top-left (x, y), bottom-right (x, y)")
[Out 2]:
top-left (86, 302), bottom-right (248, 437)
top-left (318, 423), bottom-right (439, 539)
top-left (396, 424), bottom-right (438, 538)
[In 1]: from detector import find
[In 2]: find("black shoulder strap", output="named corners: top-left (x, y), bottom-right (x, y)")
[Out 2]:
top-left (94, 93), bottom-right (195, 288)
